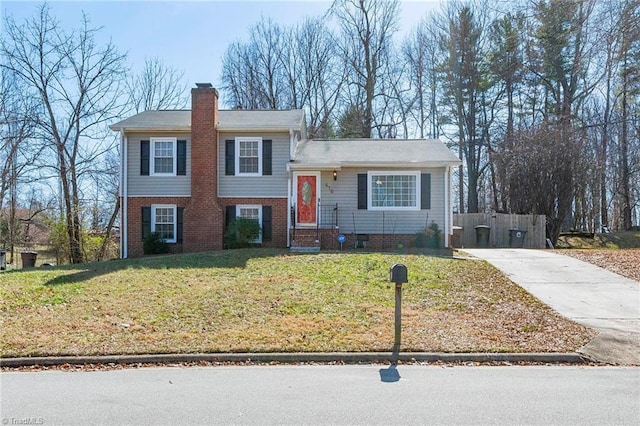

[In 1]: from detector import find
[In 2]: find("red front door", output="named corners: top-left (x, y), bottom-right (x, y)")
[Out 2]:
top-left (295, 174), bottom-right (318, 226)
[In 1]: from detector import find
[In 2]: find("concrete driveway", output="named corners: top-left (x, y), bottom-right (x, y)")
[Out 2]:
top-left (462, 249), bottom-right (640, 365)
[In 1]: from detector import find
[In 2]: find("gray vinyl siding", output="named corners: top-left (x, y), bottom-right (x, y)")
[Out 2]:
top-left (317, 168), bottom-right (446, 234)
top-left (218, 131), bottom-right (289, 197)
top-left (127, 132), bottom-right (191, 197)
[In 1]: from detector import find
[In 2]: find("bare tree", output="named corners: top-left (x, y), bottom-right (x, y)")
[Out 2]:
top-left (220, 17), bottom-right (287, 110)
top-left (126, 57), bottom-right (189, 113)
top-left (0, 68), bottom-right (40, 263)
top-left (330, 0), bottom-right (400, 138)
top-left (503, 122), bottom-right (580, 244)
top-left (1, 4), bottom-right (126, 263)
top-left (291, 18), bottom-right (345, 138)
top-left (221, 16), bottom-right (345, 137)
top-left (402, 15), bottom-right (443, 139)
top-left (612, 0), bottom-right (640, 230)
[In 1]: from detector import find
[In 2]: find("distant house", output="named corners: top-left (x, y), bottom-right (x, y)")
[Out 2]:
top-left (0, 208), bottom-right (50, 248)
top-left (110, 83), bottom-right (461, 258)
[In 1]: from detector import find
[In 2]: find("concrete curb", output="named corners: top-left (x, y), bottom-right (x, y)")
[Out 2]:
top-left (0, 352), bottom-right (592, 368)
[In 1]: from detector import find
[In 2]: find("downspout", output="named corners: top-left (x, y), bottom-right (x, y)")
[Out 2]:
top-left (119, 130), bottom-right (123, 259)
top-left (444, 165), bottom-right (450, 248)
top-left (287, 131), bottom-right (293, 247)
top-left (287, 172), bottom-right (292, 247)
top-left (122, 130), bottom-right (128, 259)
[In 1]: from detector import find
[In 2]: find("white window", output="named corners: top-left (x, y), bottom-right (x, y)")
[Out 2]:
top-left (152, 204), bottom-right (177, 243)
top-left (368, 171), bottom-right (420, 210)
top-left (151, 137), bottom-right (177, 176)
top-left (236, 204), bottom-right (262, 243)
top-left (235, 137), bottom-right (262, 176)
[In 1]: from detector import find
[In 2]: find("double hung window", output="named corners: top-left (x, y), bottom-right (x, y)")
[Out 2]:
top-left (151, 137), bottom-right (177, 176)
top-left (236, 138), bottom-right (262, 175)
top-left (152, 205), bottom-right (177, 243)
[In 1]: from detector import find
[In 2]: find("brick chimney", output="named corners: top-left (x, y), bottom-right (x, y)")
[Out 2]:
top-left (186, 83), bottom-right (223, 251)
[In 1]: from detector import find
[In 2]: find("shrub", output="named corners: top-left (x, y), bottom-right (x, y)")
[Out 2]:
top-left (225, 218), bottom-right (261, 249)
top-left (415, 221), bottom-right (442, 248)
top-left (143, 232), bottom-right (169, 255)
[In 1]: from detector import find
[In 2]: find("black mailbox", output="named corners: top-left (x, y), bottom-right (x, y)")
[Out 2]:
top-left (390, 263), bottom-right (408, 284)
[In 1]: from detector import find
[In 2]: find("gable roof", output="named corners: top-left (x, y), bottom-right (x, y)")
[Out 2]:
top-left (291, 139), bottom-right (461, 169)
top-left (109, 109), bottom-right (306, 132)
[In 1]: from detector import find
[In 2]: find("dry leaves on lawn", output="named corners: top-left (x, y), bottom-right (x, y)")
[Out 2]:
top-left (557, 249), bottom-right (640, 282)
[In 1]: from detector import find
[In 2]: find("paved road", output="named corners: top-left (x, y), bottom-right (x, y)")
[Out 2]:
top-left (462, 249), bottom-right (640, 364)
top-left (2, 365), bottom-right (639, 425)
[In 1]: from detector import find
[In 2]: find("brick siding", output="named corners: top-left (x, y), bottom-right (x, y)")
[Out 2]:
top-left (186, 85), bottom-right (224, 252)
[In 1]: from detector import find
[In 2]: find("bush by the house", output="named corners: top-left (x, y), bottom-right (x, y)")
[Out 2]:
top-left (415, 221), bottom-right (442, 248)
top-left (225, 218), bottom-right (261, 249)
top-left (143, 232), bottom-right (169, 255)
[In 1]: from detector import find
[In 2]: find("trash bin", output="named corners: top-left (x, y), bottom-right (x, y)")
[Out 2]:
top-left (0, 249), bottom-right (6, 270)
top-left (452, 226), bottom-right (463, 248)
top-left (475, 225), bottom-right (491, 248)
top-left (509, 229), bottom-right (527, 248)
top-left (21, 251), bottom-right (37, 269)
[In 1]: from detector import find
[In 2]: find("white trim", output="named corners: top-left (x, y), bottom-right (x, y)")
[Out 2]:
top-left (217, 195), bottom-right (285, 199)
top-left (126, 194), bottom-right (191, 198)
top-left (289, 162), bottom-right (456, 170)
top-left (120, 130), bottom-right (126, 259)
top-left (218, 126), bottom-right (297, 132)
top-left (367, 171), bottom-right (421, 211)
top-left (444, 166), bottom-right (450, 248)
top-left (236, 204), bottom-right (263, 243)
top-left (150, 137), bottom-right (177, 176)
top-left (151, 204), bottom-right (177, 243)
top-left (235, 136), bottom-right (263, 176)
top-left (287, 173), bottom-right (292, 247)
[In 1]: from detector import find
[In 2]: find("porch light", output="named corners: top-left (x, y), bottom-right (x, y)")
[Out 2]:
top-left (333, 169), bottom-right (337, 181)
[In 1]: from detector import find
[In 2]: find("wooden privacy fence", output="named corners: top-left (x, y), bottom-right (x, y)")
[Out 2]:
top-left (452, 213), bottom-right (546, 249)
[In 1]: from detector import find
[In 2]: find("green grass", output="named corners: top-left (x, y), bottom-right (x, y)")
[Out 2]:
top-left (0, 249), bottom-right (595, 357)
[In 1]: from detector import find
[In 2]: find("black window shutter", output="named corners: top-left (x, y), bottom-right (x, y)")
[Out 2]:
top-left (177, 140), bottom-right (187, 176)
top-left (176, 207), bottom-right (184, 243)
top-left (262, 140), bottom-right (272, 175)
top-left (421, 173), bottom-right (431, 210)
top-left (142, 206), bottom-right (151, 240)
top-left (225, 205), bottom-right (236, 229)
top-left (357, 174), bottom-right (368, 210)
top-left (140, 140), bottom-right (150, 176)
top-left (225, 140), bottom-right (235, 176)
top-left (262, 206), bottom-right (272, 242)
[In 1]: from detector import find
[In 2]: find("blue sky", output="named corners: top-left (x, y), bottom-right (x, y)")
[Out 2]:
top-left (2, 0), bottom-right (442, 107)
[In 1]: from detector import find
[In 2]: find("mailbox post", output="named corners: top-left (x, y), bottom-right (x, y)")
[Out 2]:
top-left (390, 263), bottom-right (408, 356)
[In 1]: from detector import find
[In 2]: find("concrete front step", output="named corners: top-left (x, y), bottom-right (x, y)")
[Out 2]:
top-left (290, 228), bottom-right (321, 251)
top-left (289, 246), bottom-right (321, 253)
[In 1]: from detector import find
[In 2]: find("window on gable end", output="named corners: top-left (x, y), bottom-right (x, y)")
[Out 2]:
top-left (150, 137), bottom-right (177, 176)
top-left (235, 137), bottom-right (262, 176)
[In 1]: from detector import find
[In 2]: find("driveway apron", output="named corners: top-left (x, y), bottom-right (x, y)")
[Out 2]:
top-left (462, 249), bottom-right (640, 365)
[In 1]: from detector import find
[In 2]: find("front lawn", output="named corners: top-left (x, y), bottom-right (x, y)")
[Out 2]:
top-left (0, 249), bottom-right (595, 357)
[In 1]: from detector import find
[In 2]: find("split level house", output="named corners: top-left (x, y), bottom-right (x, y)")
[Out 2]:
top-left (110, 83), bottom-right (462, 258)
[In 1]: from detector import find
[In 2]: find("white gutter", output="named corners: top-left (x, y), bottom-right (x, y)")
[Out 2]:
top-left (218, 126), bottom-right (297, 132)
top-left (288, 162), bottom-right (458, 170)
